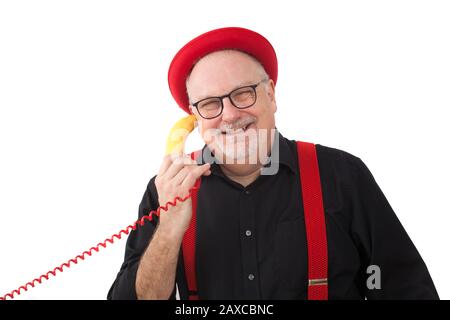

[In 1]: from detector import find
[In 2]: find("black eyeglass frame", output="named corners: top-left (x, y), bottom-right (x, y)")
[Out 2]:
top-left (191, 78), bottom-right (268, 119)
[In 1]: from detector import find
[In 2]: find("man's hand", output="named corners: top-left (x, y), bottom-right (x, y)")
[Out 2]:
top-left (154, 153), bottom-right (211, 238)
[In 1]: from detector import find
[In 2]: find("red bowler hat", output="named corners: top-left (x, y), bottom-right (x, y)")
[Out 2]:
top-left (168, 27), bottom-right (278, 114)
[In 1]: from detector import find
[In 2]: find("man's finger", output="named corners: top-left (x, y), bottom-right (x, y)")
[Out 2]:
top-left (158, 154), bottom-right (175, 176)
top-left (164, 155), bottom-right (196, 180)
top-left (172, 166), bottom-right (191, 186)
top-left (172, 154), bottom-right (196, 166)
top-left (181, 163), bottom-right (211, 188)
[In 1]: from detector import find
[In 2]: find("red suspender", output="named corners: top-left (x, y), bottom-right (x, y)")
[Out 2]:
top-left (181, 151), bottom-right (202, 300)
top-left (182, 143), bottom-right (329, 300)
top-left (296, 141), bottom-right (329, 300)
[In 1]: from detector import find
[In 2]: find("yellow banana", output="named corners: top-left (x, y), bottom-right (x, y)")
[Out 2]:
top-left (165, 114), bottom-right (197, 155)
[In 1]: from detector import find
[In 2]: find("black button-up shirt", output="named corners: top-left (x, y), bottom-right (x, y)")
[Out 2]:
top-left (108, 132), bottom-right (438, 299)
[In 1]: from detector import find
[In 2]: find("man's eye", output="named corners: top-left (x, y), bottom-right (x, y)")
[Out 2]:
top-left (199, 101), bottom-right (220, 110)
top-left (233, 90), bottom-right (254, 102)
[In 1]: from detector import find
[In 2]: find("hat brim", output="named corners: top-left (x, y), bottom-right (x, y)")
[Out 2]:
top-left (168, 27), bottom-right (278, 114)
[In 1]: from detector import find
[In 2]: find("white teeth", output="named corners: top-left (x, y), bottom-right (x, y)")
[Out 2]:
top-left (221, 122), bottom-right (252, 135)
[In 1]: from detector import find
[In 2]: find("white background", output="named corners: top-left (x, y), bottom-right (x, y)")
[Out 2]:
top-left (0, 0), bottom-right (449, 300)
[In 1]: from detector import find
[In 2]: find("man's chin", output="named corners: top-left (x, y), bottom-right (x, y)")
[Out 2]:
top-left (211, 141), bottom-right (260, 165)
top-left (203, 128), bottom-right (272, 165)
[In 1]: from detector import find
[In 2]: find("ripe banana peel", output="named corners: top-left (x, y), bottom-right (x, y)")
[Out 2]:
top-left (165, 114), bottom-right (197, 155)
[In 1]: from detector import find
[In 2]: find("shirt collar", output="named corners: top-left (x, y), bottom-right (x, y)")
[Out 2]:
top-left (273, 130), bottom-right (298, 174)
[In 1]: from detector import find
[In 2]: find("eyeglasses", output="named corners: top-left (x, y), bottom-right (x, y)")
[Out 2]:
top-left (191, 78), bottom-right (268, 119)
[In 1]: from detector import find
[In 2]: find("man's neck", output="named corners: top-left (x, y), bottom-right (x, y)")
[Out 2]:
top-left (219, 163), bottom-right (262, 188)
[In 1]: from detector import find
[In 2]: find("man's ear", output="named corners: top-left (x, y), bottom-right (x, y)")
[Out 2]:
top-left (189, 105), bottom-right (198, 118)
top-left (266, 79), bottom-right (277, 113)
top-left (189, 106), bottom-right (202, 127)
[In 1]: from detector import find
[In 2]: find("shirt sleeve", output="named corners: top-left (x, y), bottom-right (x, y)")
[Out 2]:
top-left (348, 157), bottom-right (439, 299)
top-left (107, 176), bottom-right (177, 300)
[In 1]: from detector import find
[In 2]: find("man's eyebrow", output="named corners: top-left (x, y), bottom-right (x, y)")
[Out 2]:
top-left (192, 80), bottom-right (257, 102)
top-left (233, 80), bottom-right (256, 89)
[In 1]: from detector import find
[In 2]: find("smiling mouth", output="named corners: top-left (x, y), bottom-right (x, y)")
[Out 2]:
top-left (221, 122), bottom-right (254, 135)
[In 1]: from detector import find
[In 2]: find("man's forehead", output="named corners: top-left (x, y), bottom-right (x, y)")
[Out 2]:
top-left (190, 50), bottom-right (261, 74)
top-left (186, 50), bottom-right (264, 99)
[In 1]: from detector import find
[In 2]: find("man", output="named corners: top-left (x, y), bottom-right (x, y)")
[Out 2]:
top-left (108, 27), bottom-right (438, 300)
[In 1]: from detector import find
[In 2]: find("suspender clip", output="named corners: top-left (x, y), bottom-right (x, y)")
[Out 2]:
top-left (308, 278), bottom-right (328, 286)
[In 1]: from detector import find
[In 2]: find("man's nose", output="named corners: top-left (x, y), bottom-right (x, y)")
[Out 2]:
top-left (221, 97), bottom-right (240, 122)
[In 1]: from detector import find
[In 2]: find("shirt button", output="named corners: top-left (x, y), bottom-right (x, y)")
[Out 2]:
top-left (248, 274), bottom-right (255, 281)
top-left (244, 190), bottom-right (250, 195)
top-left (245, 230), bottom-right (252, 237)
